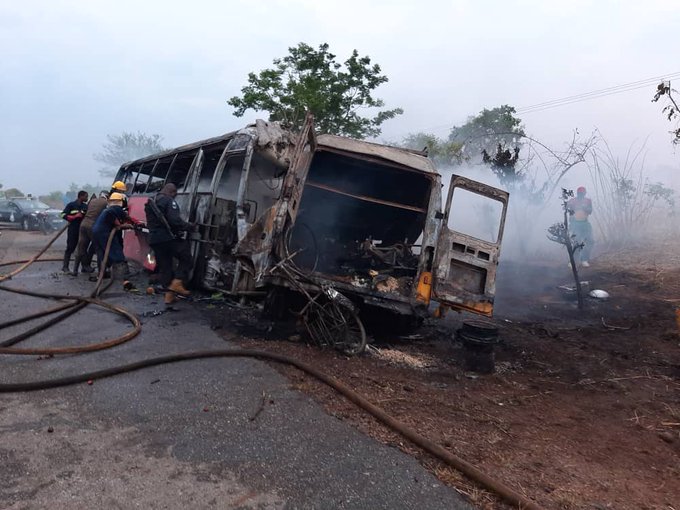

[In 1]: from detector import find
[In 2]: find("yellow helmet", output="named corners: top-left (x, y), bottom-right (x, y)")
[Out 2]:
top-left (109, 192), bottom-right (126, 201)
top-left (111, 181), bottom-right (127, 192)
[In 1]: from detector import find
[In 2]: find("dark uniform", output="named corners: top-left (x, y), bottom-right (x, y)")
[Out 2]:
top-left (92, 205), bottom-right (129, 267)
top-left (146, 193), bottom-right (192, 288)
top-left (61, 199), bottom-right (88, 272)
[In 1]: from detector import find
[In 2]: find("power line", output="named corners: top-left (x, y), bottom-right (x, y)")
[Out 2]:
top-left (394, 71), bottom-right (679, 138)
top-left (518, 82), bottom-right (659, 114)
top-left (516, 72), bottom-right (680, 114)
top-left (517, 72), bottom-right (679, 111)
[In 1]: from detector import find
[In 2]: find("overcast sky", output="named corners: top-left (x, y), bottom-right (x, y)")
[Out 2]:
top-left (1, 0), bottom-right (679, 194)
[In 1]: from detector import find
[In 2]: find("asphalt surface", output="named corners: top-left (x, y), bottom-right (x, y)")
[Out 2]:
top-left (0, 229), bottom-right (472, 510)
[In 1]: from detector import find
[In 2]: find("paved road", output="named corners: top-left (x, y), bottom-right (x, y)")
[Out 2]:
top-left (0, 230), bottom-right (472, 510)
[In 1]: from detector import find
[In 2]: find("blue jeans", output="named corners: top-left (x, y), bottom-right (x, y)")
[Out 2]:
top-left (570, 220), bottom-right (593, 263)
top-left (93, 230), bottom-right (125, 267)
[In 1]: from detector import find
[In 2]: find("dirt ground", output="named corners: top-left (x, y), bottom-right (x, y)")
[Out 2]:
top-left (207, 241), bottom-right (680, 510)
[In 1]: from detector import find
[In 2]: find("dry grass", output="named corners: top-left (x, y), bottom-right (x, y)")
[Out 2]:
top-left (429, 462), bottom-right (503, 510)
top-left (597, 237), bottom-right (680, 272)
top-left (366, 346), bottom-right (441, 370)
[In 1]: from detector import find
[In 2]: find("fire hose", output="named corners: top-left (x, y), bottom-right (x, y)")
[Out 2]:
top-left (0, 227), bottom-right (544, 510)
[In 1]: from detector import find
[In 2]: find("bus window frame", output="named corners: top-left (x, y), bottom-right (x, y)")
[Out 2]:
top-left (132, 159), bottom-right (159, 194)
top-left (199, 147), bottom-right (248, 245)
top-left (123, 164), bottom-right (143, 192)
top-left (145, 154), bottom-right (177, 195)
top-left (211, 150), bottom-right (248, 202)
top-left (166, 150), bottom-right (200, 194)
top-left (196, 142), bottom-right (229, 194)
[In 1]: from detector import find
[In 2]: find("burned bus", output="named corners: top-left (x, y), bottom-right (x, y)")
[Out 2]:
top-left (116, 115), bottom-right (508, 352)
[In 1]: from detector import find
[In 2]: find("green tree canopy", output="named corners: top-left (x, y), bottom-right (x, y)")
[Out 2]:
top-left (94, 132), bottom-right (165, 177)
top-left (401, 132), bottom-right (465, 167)
top-left (482, 144), bottom-right (522, 188)
top-left (228, 42), bottom-right (403, 139)
top-left (449, 105), bottom-right (525, 160)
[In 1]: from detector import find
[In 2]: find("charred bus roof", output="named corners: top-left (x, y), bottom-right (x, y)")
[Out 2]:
top-left (316, 134), bottom-right (437, 176)
top-left (120, 131), bottom-right (239, 170)
top-left (120, 126), bottom-right (438, 178)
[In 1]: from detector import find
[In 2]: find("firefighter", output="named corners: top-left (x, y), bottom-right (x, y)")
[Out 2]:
top-left (92, 192), bottom-right (134, 278)
top-left (60, 190), bottom-right (88, 273)
top-left (107, 180), bottom-right (130, 255)
top-left (110, 181), bottom-right (129, 209)
top-left (72, 191), bottom-right (109, 275)
top-left (567, 186), bottom-right (594, 267)
top-left (144, 183), bottom-right (195, 305)
top-left (111, 180), bottom-right (127, 195)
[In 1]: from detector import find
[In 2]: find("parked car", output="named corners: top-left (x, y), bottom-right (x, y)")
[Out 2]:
top-left (0, 197), bottom-right (65, 231)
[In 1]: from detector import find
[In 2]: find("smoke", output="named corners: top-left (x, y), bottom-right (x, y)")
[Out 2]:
top-left (433, 149), bottom-right (679, 316)
top-left (438, 164), bottom-right (565, 263)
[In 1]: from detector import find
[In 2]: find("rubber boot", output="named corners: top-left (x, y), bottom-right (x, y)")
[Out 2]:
top-left (62, 253), bottom-right (70, 273)
top-left (164, 291), bottom-right (176, 306)
top-left (80, 256), bottom-right (95, 273)
top-left (71, 256), bottom-right (81, 276)
top-left (168, 278), bottom-right (190, 297)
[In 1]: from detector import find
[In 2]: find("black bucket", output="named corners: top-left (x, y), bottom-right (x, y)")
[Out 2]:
top-left (457, 320), bottom-right (500, 374)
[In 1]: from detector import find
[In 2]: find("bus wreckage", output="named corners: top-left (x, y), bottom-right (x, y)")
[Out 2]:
top-left (116, 115), bottom-right (509, 354)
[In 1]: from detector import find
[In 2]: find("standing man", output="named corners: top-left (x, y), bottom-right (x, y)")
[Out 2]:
top-left (145, 183), bottom-right (194, 305)
top-left (61, 190), bottom-right (88, 273)
top-left (567, 186), bottom-right (594, 268)
top-left (72, 191), bottom-right (109, 275)
top-left (92, 192), bottom-right (133, 278)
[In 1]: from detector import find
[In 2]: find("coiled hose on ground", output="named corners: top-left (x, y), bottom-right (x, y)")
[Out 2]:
top-left (0, 226), bottom-right (544, 510)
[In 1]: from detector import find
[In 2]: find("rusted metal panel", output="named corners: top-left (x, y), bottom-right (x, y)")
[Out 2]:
top-left (317, 134), bottom-right (437, 175)
top-left (233, 113), bottom-right (317, 287)
top-left (275, 113), bottom-right (317, 228)
top-left (432, 175), bottom-right (509, 316)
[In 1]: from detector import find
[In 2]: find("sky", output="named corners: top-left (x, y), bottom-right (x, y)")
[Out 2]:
top-left (1, 0), bottom-right (679, 194)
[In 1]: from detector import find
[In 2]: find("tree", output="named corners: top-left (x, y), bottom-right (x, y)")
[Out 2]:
top-left (3, 187), bottom-right (23, 198)
top-left (547, 189), bottom-right (585, 310)
top-left (68, 182), bottom-right (100, 196)
top-left (586, 137), bottom-right (676, 246)
top-left (228, 42), bottom-right (403, 138)
top-left (401, 107), bottom-right (594, 205)
top-left (401, 132), bottom-right (465, 167)
top-left (508, 130), bottom-right (597, 202)
top-left (652, 81), bottom-right (680, 144)
top-left (449, 105), bottom-right (525, 161)
top-left (94, 132), bottom-right (165, 177)
top-left (39, 191), bottom-right (65, 208)
top-left (482, 144), bottom-right (521, 188)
